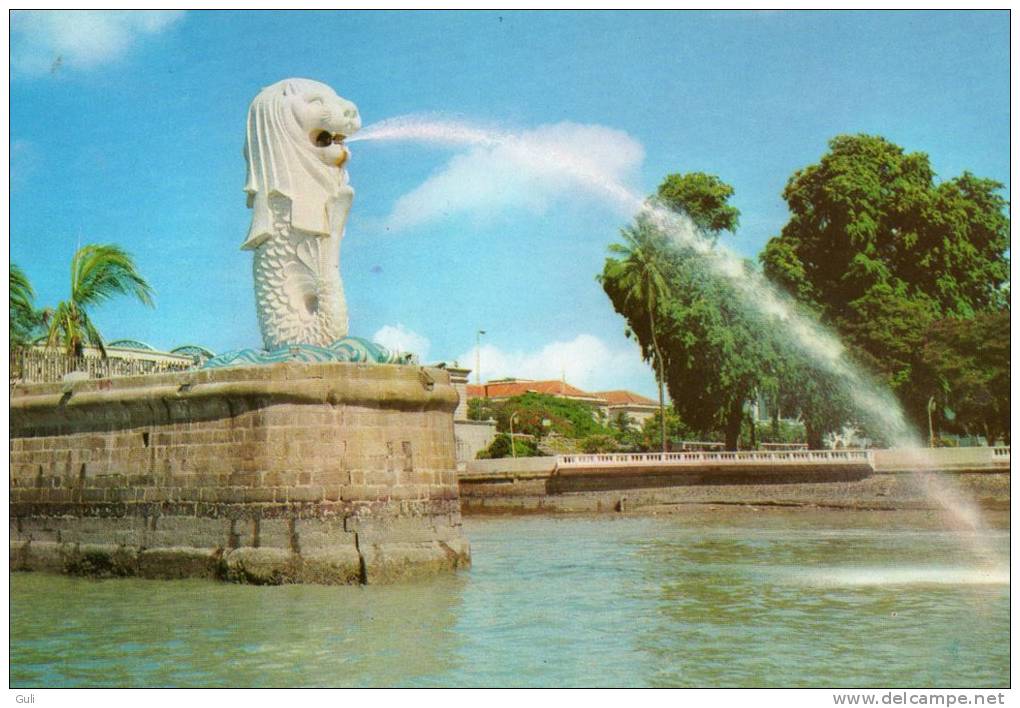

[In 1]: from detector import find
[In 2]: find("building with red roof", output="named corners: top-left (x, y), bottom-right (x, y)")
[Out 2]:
top-left (592, 389), bottom-right (660, 426)
top-left (466, 379), bottom-right (606, 406)
top-left (466, 379), bottom-right (660, 427)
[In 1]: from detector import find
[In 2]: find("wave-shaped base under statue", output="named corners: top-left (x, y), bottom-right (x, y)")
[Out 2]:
top-left (203, 336), bottom-right (416, 368)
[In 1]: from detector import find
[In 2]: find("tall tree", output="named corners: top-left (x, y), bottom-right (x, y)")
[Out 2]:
top-left (599, 219), bottom-right (672, 451)
top-left (602, 173), bottom-right (780, 450)
top-left (10, 262), bottom-right (41, 348)
top-left (655, 172), bottom-right (758, 449)
top-left (761, 134), bottom-right (1010, 431)
top-left (45, 244), bottom-right (155, 358)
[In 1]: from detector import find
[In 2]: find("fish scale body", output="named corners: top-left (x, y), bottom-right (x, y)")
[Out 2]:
top-left (251, 194), bottom-right (348, 349)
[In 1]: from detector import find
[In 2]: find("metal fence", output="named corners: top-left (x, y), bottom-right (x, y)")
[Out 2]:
top-left (10, 348), bottom-right (195, 384)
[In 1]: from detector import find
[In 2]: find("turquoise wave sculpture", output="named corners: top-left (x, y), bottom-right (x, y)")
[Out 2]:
top-left (202, 337), bottom-right (414, 369)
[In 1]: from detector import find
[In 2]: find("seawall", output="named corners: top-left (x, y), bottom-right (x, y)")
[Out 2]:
top-left (458, 450), bottom-right (1009, 515)
top-left (9, 362), bottom-right (470, 584)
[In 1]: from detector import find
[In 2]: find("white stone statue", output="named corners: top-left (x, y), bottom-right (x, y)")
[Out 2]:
top-left (242, 78), bottom-right (361, 349)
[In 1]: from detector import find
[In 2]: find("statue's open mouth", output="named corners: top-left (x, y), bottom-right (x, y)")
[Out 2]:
top-left (312, 130), bottom-right (347, 148)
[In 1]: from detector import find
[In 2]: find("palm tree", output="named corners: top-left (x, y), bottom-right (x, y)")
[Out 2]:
top-left (10, 262), bottom-right (40, 348)
top-left (45, 244), bottom-right (154, 358)
top-left (600, 219), bottom-right (672, 452)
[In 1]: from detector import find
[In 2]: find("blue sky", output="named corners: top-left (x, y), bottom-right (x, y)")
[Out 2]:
top-left (10, 10), bottom-right (1010, 398)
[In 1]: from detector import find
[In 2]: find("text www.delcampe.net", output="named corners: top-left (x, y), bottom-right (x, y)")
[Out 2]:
top-left (834, 693), bottom-right (1006, 706)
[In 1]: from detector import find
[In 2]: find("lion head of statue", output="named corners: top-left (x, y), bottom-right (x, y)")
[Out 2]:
top-left (242, 78), bottom-right (361, 249)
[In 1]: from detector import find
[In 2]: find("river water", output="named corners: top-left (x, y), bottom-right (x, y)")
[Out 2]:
top-left (10, 510), bottom-right (1009, 687)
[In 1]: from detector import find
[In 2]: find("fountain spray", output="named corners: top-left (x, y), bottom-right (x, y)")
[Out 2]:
top-left (352, 115), bottom-right (1000, 557)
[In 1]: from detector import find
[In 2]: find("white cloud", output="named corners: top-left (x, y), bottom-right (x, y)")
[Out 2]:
top-left (372, 323), bottom-right (431, 361)
top-left (11, 140), bottom-right (37, 190)
top-left (455, 333), bottom-right (658, 398)
top-left (382, 121), bottom-right (645, 231)
top-left (11, 10), bottom-right (184, 75)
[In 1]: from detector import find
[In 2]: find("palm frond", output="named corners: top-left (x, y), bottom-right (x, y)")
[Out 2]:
top-left (72, 244), bottom-right (155, 309)
top-left (10, 262), bottom-right (43, 347)
top-left (44, 301), bottom-right (73, 352)
top-left (10, 262), bottom-right (35, 312)
top-left (80, 310), bottom-right (107, 359)
top-left (44, 244), bottom-right (155, 357)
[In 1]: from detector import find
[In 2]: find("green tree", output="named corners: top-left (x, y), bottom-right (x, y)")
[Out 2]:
top-left (44, 244), bottom-right (155, 358)
top-left (915, 311), bottom-right (1010, 445)
top-left (580, 434), bottom-right (619, 454)
top-left (760, 134), bottom-right (1009, 430)
top-left (772, 353), bottom-right (856, 449)
top-left (10, 262), bottom-right (42, 348)
top-left (603, 172), bottom-right (777, 450)
top-left (467, 397), bottom-right (499, 422)
top-left (668, 256), bottom-right (785, 449)
top-left (610, 411), bottom-right (635, 434)
top-left (638, 406), bottom-right (695, 450)
top-left (475, 433), bottom-right (540, 460)
top-left (656, 172), bottom-right (741, 240)
top-left (470, 393), bottom-right (613, 441)
top-left (599, 220), bottom-right (672, 452)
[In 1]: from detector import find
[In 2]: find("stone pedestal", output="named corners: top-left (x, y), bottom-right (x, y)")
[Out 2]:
top-left (9, 362), bottom-right (470, 584)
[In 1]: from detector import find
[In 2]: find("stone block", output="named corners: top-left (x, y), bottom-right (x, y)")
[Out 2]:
top-left (287, 486), bottom-right (325, 502)
top-left (241, 487), bottom-right (277, 503)
top-left (292, 517), bottom-right (356, 552)
top-left (297, 547), bottom-right (362, 585)
top-left (138, 547), bottom-right (222, 580)
top-left (258, 518), bottom-right (293, 549)
top-left (223, 547), bottom-right (299, 585)
top-left (66, 543), bottom-right (139, 577)
top-left (10, 541), bottom-right (29, 571)
top-left (360, 540), bottom-right (469, 584)
top-left (144, 516), bottom-right (226, 549)
top-left (20, 541), bottom-right (69, 573)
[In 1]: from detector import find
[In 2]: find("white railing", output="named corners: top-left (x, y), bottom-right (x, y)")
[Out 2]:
top-left (556, 450), bottom-right (874, 469)
top-left (873, 446), bottom-right (1010, 471)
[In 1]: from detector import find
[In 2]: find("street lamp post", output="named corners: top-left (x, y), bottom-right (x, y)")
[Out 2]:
top-left (509, 411), bottom-right (518, 459)
top-left (475, 330), bottom-right (486, 386)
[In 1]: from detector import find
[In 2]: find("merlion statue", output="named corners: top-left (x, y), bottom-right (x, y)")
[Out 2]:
top-left (242, 78), bottom-right (361, 349)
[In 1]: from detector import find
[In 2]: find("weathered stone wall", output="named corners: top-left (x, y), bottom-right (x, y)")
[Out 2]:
top-left (446, 366), bottom-right (472, 422)
top-left (457, 453), bottom-right (1008, 515)
top-left (454, 420), bottom-right (497, 468)
top-left (460, 471), bottom-right (1010, 515)
top-left (460, 459), bottom-right (872, 498)
top-left (10, 362), bottom-right (470, 584)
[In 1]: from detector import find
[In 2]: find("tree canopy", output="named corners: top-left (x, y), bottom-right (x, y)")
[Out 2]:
top-left (656, 172), bottom-right (741, 238)
top-left (762, 135), bottom-right (1008, 322)
top-left (469, 392), bottom-right (611, 440)
top-left (761, 134), bottom-right (1010, 437)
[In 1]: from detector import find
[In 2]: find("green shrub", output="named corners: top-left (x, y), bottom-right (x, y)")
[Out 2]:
top-left (476, 434), bottom-right (540, 459)
top-left (580, 434), bottom-right (619, 453)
